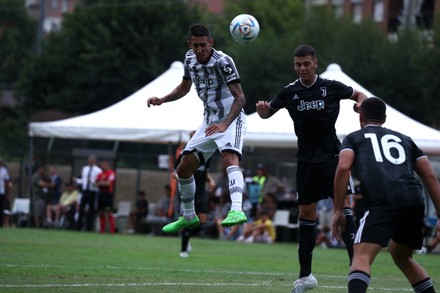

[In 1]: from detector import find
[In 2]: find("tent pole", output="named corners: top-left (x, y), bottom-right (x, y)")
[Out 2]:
top-left (28, 136), bottom-right (34, 227)
top-left (167, 142), bottom-right (176, 218)
top-left (112, 141), bottom-right (119, 153)
top-left (135, 145), bottom-right (141, 200)
top-left (46, 137), bottom-right (54, 163)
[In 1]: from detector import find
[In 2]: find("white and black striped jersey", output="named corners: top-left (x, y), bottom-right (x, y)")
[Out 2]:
top-left (269, 76), bottom-right (354, 163)
top-left (342, 125), bottom-right (426, 208)
top-left (183, 48), bottom-right (242, 125)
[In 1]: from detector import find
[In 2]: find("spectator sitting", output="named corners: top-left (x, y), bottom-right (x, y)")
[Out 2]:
top-left (316, 198), bottom-right (341, 248)
top-left (237, 209), bottom-right (276, 244)
top-left (147, 184), bottom-right (177, 235)
top-left (155, 184), bottom-right (176, 219)
top-left (258, 192), bottom-right (278, 220)
top-left (49, 181), bottom-right (80, 228)
top-left (126, 190), bottom-right (149, 234)
top-left (203, 195), bottom-right (223, 238)
top-left (216, 192), bottom-right (241, 241)
top-left (425, 231), bottom-right (440, 253)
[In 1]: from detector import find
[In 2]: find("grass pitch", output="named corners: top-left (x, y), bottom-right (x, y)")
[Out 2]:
top-left (0, 229), bottom-right (438, 292)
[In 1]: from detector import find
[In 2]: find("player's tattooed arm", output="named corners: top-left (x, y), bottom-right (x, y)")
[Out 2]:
top-left (224, 82), bottom-right (246, 126)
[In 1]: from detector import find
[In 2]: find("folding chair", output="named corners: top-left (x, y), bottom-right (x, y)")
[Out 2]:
top-left (11, 198), bottom-right (31, 227)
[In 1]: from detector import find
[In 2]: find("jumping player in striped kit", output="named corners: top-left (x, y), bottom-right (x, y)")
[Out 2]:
top-left (147, 23), bottom-right (248, 234)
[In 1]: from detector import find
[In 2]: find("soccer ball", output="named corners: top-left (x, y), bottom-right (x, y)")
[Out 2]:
top-left (229, 14), bottom-right (260, 44)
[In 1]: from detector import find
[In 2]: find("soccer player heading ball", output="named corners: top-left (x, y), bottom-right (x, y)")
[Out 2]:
top-left (147, 23), bottom-right (248, 233)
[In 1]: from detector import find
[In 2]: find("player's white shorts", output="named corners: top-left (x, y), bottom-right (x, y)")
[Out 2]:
top-left (184, 112), bottom-right (247, 162)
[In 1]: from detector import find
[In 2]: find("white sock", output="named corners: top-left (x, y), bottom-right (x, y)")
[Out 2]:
top-left (226, 166), bottom-right (244, 212)
top-left (178, 176), bottom-right (196, 220)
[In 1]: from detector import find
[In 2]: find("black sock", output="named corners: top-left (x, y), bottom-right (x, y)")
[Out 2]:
top-left (298, 218), bottom-right (316, 277)
top-left (181, 228), bottom-right (191, 252)
top-left (348, 270), bottom-right (370, 293)
top-left (412, 277), bottom-right (436, 293)
top-left (341, 207), bottom-right (355, 265)
top-left (181, 225), bottom-right (202, 252)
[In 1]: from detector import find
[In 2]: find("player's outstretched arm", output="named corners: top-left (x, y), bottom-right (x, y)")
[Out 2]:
top-left (351, 90), bottom-right (367, 113)
top-left (147, 79), bottom-right (192, 107)
top-left (414, 156), bottom-right (440, 235)
top-left (256, 100), bottom-right (277, 119)
top-left (332, 149), bottom-right (355, 240)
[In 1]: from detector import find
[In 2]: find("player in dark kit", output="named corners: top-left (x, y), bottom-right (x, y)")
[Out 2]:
top-left (332, 97), bottom-right (440, 293)
top-left (256, 44), bottom-right (367, 293)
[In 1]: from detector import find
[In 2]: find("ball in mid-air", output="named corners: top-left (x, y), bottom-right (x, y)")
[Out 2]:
top-left (229, 14), bottom-right (260, 44)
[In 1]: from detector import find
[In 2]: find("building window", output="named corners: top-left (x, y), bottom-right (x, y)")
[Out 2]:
top-left (332, 0), bottom-right (344, 18)
top-left (373, 0), bottom-right (384, 22)
top-left (62, 0), bottom-right (68, 13)
top-left (352, 1), bottom-right (363, 23)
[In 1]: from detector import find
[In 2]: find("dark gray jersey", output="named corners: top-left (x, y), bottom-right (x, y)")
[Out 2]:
top-left (342, 125), bottom-right (425, 208)
top-left (269, 76), bottom-right (354, 163)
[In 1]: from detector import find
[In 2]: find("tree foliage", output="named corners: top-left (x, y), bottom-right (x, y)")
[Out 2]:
top-left (7, 0), bottom-right (440, 158)
top-left (0, 0), bottom-right (37, 86)
top-left (215, 0), bottom-right (305, 114)
top-left (0, 0), bottom-right (37, 155)
top-left (298, 7), bottom-right (440, 128)
top-left (17, 0), bottom-right (205, 115)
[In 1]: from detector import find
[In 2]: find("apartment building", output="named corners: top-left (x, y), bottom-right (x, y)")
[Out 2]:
top-left (25, 0), bottom-right (439, 35)
top-left (26, 0), bottom-right (81, 33)
top-left (309, 0), bottom-right (440, 33)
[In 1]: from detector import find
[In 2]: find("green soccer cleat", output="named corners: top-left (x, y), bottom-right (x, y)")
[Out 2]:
top-left (162, 216), bottom-right (200, 234)
top-left (221, 210), bottom-right (247, 227)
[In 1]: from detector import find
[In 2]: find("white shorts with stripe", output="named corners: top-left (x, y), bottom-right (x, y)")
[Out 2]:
top-left (184, 112), bottom-right (247, 162)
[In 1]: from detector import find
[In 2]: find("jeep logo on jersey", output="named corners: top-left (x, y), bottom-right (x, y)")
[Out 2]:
top-left (297, 100), bottom-right (325, 111)
top-left (192, 75), bottom-right (214, 87)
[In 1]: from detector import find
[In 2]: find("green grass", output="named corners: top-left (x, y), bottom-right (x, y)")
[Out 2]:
top-left (0, 229), bottom-right (439, 292)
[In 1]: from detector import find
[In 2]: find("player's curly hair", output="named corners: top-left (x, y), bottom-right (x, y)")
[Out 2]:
top-left (189, 23), bottom-right (211, 38)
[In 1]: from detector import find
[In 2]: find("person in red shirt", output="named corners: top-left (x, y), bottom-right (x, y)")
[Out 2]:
top-left (96, 160), bottom-right (116, 233)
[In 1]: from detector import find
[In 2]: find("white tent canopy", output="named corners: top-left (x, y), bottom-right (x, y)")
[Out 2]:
top-left (29, 62), bottom-right (440, 155)
top-left (246, 64), bottom-right (440, 155)
top-left (29, 61), bottom-right (203, 144)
